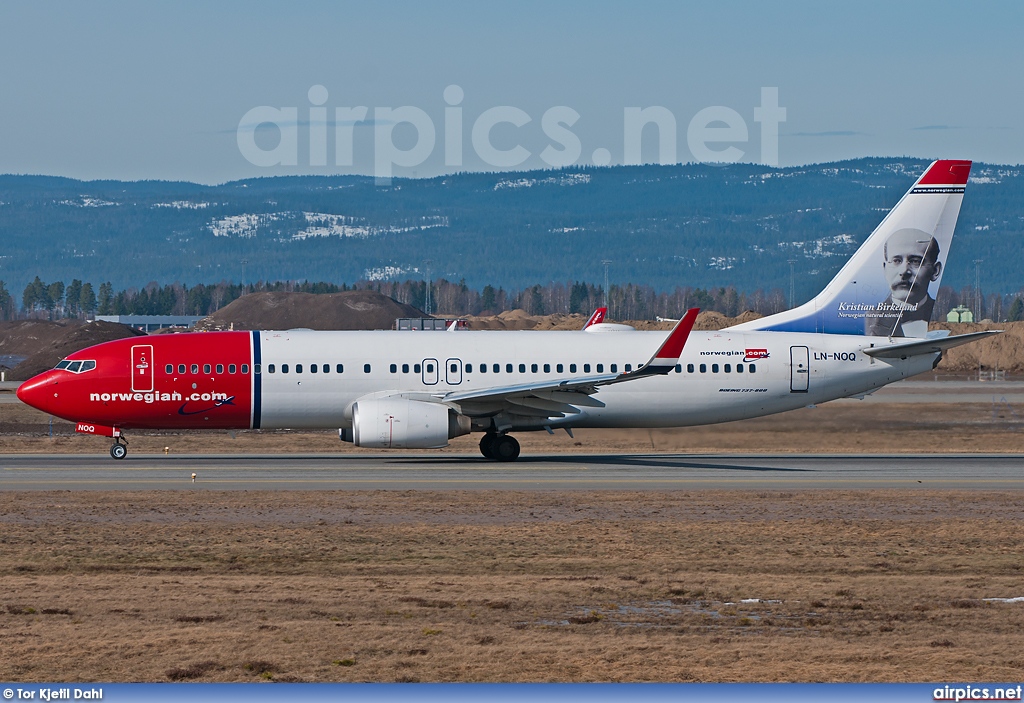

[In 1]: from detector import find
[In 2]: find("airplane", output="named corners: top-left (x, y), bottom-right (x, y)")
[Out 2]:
top-left (582, 307), bottom-right (607, 328)
top-left (16, 160), bottom-right (998, 462)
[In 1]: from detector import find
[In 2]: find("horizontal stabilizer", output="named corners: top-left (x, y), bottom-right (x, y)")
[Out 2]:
top-left (863, 330), bottom-right (1001, 359)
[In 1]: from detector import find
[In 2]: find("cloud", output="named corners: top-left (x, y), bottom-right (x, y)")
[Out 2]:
top-left (237, 119), bottom-right (392, 131)
top-left (910, 124), bottom-right (960, 131)
top-left (788, 130), bottom-right (866, 137)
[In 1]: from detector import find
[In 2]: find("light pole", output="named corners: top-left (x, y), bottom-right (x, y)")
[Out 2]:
top-left (423, 260), bottom-right (433, 316)
top-left (788, 259), bottom-right (797, 309)
top-left (974, 259), bottom-right (983, 320)
top-left (602, 259), bottom-right (612, 310)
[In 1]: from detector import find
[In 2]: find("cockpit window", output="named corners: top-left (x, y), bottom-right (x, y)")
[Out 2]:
top-left (55, 359), bottom-right (96, 374)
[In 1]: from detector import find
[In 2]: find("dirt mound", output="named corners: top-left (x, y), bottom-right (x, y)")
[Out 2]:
top-left (931, 321), bottom-right (1024, 373)
top-left (9, 321), bottom-right (146, 381)
top-left (461, 310), bottom-right (764, 332)
top-left (195, 291), bottom-right (425, 331)
top-left (0, 320), bottom-right (86, 362)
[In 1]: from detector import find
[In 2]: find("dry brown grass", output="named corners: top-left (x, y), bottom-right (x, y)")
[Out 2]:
top-left (2, 490), bottom-right (1024, 682)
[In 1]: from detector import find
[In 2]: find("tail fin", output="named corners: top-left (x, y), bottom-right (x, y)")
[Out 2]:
top-left (582, 307), bottom-right (607, 329)
top-left (729, 160), bottom-right (971, 338)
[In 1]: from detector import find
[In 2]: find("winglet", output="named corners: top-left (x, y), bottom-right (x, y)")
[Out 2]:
top-left (627, 307), bottom-right (700, 377)
top-left (582, 307), bottom-right (607, 329)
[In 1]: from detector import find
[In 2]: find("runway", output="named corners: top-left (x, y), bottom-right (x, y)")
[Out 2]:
top-left (1, 452), bottom-right (1022, 490)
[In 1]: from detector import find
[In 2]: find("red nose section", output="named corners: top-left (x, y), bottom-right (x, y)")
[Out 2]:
top-left (16, 371), bottom-right (58, 414)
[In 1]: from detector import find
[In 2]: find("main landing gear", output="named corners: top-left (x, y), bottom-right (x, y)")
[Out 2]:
top-left (110, 436), bottom-right (128, 460)
top-left (479, 432), bottom-right (520, 462)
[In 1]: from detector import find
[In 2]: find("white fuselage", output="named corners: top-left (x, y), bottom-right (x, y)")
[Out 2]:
top-left (256, 328), bottom-right (934, 430)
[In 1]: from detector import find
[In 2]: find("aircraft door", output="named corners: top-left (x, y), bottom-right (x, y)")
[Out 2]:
top-left (131, 344), bottom-right (154, 393)
top-left (422, 358), bottom-right (438, 385)
top-left (446, 358), bottom-right (462, 385)
top-left (790, 346), bottom-right (809, 393)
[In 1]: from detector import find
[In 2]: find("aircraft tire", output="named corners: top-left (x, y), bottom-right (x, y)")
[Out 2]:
top-left (491, 435), bottom-right (520, 462)
top-left (479, 433), bottom-right (496, 459)
top-left (110, 443), bottom-right (127, 460)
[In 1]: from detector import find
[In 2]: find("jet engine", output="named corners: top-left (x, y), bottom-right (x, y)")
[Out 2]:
top-left (350, 398), bottom-right (470, 449)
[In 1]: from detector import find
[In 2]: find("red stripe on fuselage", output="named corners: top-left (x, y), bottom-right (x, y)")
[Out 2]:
top-left (21, 331), bottom-right (255, 430)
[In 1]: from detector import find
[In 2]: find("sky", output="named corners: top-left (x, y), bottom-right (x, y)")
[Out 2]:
top-left (0, 0), bottom-right (1021, 184)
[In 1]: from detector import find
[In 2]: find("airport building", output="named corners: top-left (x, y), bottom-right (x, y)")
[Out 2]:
top-left (95, 315), bottom-right (205, 332)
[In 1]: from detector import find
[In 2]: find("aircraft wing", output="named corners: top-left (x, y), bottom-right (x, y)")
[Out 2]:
top-left (862, 330), bottom-right (1001, 359)
top-left (441, 309), bottom-right (699, 421)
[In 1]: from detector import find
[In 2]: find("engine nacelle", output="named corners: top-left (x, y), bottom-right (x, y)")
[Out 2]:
top-left (351, 398), bottom-right (470, 449)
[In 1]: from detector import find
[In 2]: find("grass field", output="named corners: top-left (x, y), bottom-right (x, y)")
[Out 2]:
top-left (2, 490), bottom-right (1024, 682)
top-left (3, 386), bottom-right (1024, 682)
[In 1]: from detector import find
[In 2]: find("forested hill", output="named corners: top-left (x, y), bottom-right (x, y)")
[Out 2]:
top-left (0, 158), bottom-right (1020, 300)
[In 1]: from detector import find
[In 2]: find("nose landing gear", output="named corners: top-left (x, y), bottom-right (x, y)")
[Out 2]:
top-left (110, 435), bottom-right (128, 460)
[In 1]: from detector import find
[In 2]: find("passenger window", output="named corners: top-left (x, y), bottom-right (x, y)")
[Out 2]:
top-left (479, 364), bottom-right (487, 373)
top-left (531, 363), bottom-right (538, 373)
top-left (228, 364), bottom-right (235, 374)
top-left (297, 364), bottom-right (304, 373)
top-left (556, 364), bottom-right (563, 373)
top-left (597, 364), bottom-right (604, 373)
top-left (749, 363), bottom-right (756, 373)
top-left (544, 364), bottom-right (551, 373)
top-left (323, 364), bottom-right (329, 373)
top-left (737, 364), bottom-right (744, 373)
top-left (450, 363), bottom-right (457, 373)
top-left (310, 364), bottom-right (317, 373)
top-left (625, 364), bottom-right (631, 372)
top-left (216, 364), bottom-right (224, 374)
top-left (465, 364), bottom-right (472, 373)
top-left (191, 364), bottom-right (199, 374)
top-left (414, 364), bottom-right (420, 373)
top-left (402, 363), bottom-right (410, 373)
top-left (700, 364), bottom-right (707, 373)
top-left (519, 364), bottom-right (526, 373)
top-left (282, 364), bottom-right (289, 373)
top-left (67, 361), bottom-right (82, 373)
top-left (712, 364), bottom-right (719, 373)
top-left (724, 364), bottom-right (731, 373)
top-left (242, 364), bottom-right (249, 374)
top-left (364, 364), bottom-right (371, 373)
top-left (390, 364), bottom-right (397, 373)
top-left (506, 364), bottom-right (513, 373)
top-left (337, 364), bottom-right (344, 373)
top-left (570, 364), bottom-right (576, 373)
top-left (426, 363), bottom-right (434, 373)
top-left (204, 364), bottom-right (212, 374)
top-left (611, 364), bottom-right (617, 373)
top-left (686, 364), bottom-right (694, 373)
top-left (584, 364), bottom-right (591, 373)
top-left (495, 364), bottom-right (502, 373)
top-left (269, 364), bottom-right (276, 373)
top-left (253, 364), bottom-right (260, 375)
top-left (165, 364), bottom-right (173, 374)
